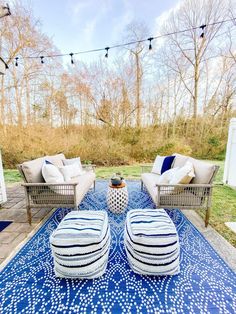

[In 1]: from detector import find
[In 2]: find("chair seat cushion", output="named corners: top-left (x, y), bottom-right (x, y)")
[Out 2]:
top-left (141, 173), bottom-right (160, 202)
top-left (188, 158), bottom-right (215, 184)
top-left (124, 208), bottom-right (180, 276)
top-left (172, 153), bottom-right (216, 184)
top-left (50, 210), bottom-right (110, 279)
top-left (21, 153), bottom-right (65, 183)
top-left (30, 172), bottom-right (96, 207)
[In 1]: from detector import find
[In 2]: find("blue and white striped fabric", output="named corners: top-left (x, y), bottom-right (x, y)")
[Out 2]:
top-left (124, 208), bottom-right (180, 276)
top-left (50, 210), bottom-right (110, 279)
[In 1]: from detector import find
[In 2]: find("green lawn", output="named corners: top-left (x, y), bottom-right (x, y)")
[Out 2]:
top-left (196, 161), bottom-right (236, 247)
top-left (3, 160), bottom-right (236, 247)
top-left (3, 169), bottom-right (22, 184)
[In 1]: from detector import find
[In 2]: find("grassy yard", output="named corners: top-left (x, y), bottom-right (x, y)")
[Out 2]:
top-left (3, 160), bottom-right (236, 247)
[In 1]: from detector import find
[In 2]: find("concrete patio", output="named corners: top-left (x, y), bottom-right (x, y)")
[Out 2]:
top-left (0, 183), bottom-right (236, 272)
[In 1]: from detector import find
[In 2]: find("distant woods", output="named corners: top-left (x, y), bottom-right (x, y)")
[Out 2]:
top-left (0, 0), bottom-right (235, 167)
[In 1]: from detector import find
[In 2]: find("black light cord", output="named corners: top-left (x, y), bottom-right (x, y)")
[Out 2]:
top-left (5, 16), bottom-right (236, 65)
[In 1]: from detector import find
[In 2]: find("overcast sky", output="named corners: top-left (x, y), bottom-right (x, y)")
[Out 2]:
top-left (22, 0), bottom-right (180, 63)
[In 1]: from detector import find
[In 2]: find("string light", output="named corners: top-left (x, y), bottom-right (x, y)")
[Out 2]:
top-left (105, 47), bottom-right (109, 58)
top-left (7, 16), bottom-right (236, 67)
top-left (69, 53), bottom-right (74, 64)
top-left (0, 3), bottom-right (11, 18)
top-left (0, 57), bottom-right (8, 74)
top-left (148, 37), bottom-right (153, 50)
top-left (200, 24), bottom-right (207, 38)
top-left (15, 57), bottom-right (18, 66)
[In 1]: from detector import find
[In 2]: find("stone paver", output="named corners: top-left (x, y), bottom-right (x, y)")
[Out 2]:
top-left (0, 184), bottom-right (236, 273)
top-left (0, 231), bottom-right (20, 244)
top-left (0, 185), bottom-right (52, 264)
top-left (183, 210), bottom-right (236, 272)
top-left (225, 222), bottom-right (236, 234)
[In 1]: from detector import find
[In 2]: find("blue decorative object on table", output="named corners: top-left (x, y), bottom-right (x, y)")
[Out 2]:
top-left (111, 173), bottom-right (123, 186)
top-left (111, 178), bottom-right (122, 186)
top-left (0, 181), bottom-right (236, 313)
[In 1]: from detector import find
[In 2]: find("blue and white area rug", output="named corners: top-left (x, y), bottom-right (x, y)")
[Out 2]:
top-left (0, 181), bottom-right (236, 313)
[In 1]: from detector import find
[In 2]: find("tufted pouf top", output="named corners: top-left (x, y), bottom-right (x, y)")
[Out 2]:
top-left (124, 208), bottom-right (180, 276)
top-left (50, 210), bottom-right (110, 279)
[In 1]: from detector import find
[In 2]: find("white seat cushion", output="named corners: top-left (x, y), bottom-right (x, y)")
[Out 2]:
top-left (73, 172), bottom-right (96, 201)
top-left (141, 173), bottom-right (160, 202)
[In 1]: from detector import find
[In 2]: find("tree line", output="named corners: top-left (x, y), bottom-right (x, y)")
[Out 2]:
top-left (0, 0), bottom-right (235, 167)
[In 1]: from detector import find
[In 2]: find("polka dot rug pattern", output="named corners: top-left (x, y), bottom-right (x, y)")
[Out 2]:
top-left (0, 181), bottom-right (236, 313)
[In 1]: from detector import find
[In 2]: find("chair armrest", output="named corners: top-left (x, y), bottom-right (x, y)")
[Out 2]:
top-left (154, 183), bottom-right (214, 210)
top-left (22, 182), bottom-right (78, 200)
top-left (156, 183), bottom-right (212, 196)
top-left (155, 183), bottom-right (212, 188)
top-left (21, 182), bottom-right (78, 187)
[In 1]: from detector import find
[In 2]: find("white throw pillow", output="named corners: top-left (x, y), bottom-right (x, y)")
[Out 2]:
top-left (169, 161), bottom-right (195, 185)
top-left (42, 161), bottom-right (75, 195)
top-left (63, 157), bottom-right (83, 172)
top-left (59, 164), bottom-right (84, 181)
top-left (158, 167), bottom-right (179, 184)
top-left (151, 156), bottom-right (165, 175)
top-left (42, 161), bottom-right (64, 183)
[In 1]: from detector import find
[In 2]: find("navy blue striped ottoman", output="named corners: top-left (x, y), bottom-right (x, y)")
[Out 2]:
top-left (50, 211), bottom-right (110, 279)
top-left (124, 208), bottom-right (180, 276)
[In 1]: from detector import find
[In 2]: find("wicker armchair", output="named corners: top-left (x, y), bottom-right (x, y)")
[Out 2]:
top-left (141, 158), bottom-right (219, 227)
top-left (18, 155), bottom-right (96, 225)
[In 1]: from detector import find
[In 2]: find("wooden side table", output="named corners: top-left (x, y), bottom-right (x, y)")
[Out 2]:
top-left (107, 182), bottom-right (128, 214)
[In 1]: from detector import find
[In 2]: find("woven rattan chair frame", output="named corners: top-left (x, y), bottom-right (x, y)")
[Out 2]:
top-left (18, 164), bottom-right (96, 225)
top-left (141, 164), bottom-right (219, 227)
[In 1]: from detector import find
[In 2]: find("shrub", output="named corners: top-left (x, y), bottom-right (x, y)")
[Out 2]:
top-left (0, 115), bottom-right (230, 168)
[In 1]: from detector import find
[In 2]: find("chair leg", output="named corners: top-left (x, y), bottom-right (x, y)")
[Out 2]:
top-left (94, 180), bottom-right (96, 192)
top-left (141, 181), bottom-right (143, 190)
top-left (27, 206), bottom-right (32, 225)
top-left (205, 207), bottom-right (210, 227)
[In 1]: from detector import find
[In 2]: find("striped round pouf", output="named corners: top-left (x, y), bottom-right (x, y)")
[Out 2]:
top-left (50, 210), bottom-right (110, 279)
top-left (124, 208), bottom-right (180, 276)
top-left (107, 184), bottom-right (128, 214)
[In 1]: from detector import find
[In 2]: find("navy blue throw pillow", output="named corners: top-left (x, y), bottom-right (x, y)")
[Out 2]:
top-left (161, 156), bottom-right (175, 174)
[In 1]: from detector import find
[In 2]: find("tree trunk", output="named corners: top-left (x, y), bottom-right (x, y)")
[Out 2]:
top-left (26, 79), bottom-right (31, 125)
top-left (135, 52), bottom-right (141, 128)
top-left (0, 76), bottom-right (5, 127)
top-left (193, 61), bottom-right (199, 120)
